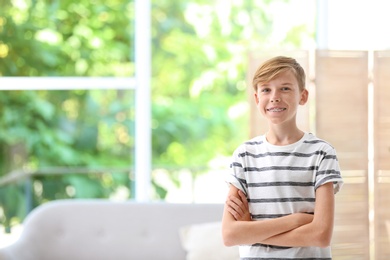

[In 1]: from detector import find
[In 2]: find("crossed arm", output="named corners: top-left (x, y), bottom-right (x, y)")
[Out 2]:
top-left (221, 182), bottom-right (335, 248)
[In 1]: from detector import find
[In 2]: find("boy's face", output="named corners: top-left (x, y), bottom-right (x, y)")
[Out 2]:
top-left (254, 70), bottom-right (308, 126)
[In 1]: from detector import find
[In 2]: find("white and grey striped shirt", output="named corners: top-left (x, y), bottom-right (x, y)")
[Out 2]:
top-left (227, 132), bottom-right (343, 259)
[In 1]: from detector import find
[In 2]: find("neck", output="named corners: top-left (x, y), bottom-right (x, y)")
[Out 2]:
top-left (265, 125), bottom-right (304, 146)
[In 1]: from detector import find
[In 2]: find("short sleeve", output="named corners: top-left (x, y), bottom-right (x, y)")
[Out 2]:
top-left (314, 147), bottom-right (344, 194)
top-left (225, 147), bottom-right (248, 195)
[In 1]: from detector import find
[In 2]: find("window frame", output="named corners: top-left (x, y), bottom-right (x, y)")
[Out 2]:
top-left (0, 0), bottom-right (151, 201)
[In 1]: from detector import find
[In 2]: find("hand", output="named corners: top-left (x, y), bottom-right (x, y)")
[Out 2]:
top-left (226, 189), bottom-right (251, 221)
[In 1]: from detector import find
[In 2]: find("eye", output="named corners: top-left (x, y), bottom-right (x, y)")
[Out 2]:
top-left (261, 88), bottom-right (270, 93)
top-left (281, 87), bottom-right (291, 91)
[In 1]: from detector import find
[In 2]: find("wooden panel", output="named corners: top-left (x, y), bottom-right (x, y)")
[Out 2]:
top-left (247, 50), bottom-right (311, 138)
top-left (375, 173), bottom-right (390, 260)
top-left (315, 50), bottom-right (368, 171)
top-left (373, 50), bottom-right (390, 260)
top-left (332, 172), bottom-right (369, 260)
top-left (373, 51), bottom-right (390, 170)
top-left (315, 50), bottom-right (369, 259)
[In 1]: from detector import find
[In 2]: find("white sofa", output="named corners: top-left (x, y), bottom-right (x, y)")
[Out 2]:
top-left (0, 199), bottom-right (238, 260)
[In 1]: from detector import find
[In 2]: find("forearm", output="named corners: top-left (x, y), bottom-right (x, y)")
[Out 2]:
top-left (222, 211), bottom-right (312, 246)
top-left (260, 183), bottom-right (335, 248)
top-left (260, 220), bottom-right (332, 248)
top-left (222, 185), bottom-right (313, 246)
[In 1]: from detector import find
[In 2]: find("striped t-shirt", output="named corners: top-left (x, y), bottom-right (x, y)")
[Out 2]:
top-left (226, 132), bottom-right (343, 259)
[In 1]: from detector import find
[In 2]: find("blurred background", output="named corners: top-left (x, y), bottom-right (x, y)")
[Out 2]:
top-left (0, 0), bottom-right (390, 259)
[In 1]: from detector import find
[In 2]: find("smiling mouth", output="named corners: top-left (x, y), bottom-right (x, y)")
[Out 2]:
top-left (267, 108), bottom-right (286, 112)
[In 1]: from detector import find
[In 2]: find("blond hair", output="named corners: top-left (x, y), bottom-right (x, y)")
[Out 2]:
top-left (252, 56), bottom-right (306, 92)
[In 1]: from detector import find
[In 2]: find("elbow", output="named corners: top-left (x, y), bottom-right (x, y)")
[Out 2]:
top-left (316, 238), bottom-right (331, 248)
top-left (222, 228), bottom-right (236, 247)
top-left (223, 238), bottom-right (235, 247)
top-left (314, 229), bottom-right (332, 248)
top-left (222, 224), bottom-right (240, 247)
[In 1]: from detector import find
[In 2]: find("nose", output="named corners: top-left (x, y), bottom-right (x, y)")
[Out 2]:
top-left (271, 96), bottom-right (281, 103)
top-left (270, 90), bottom-right (281, 103)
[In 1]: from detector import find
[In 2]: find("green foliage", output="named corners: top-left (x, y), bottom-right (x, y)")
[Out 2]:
top-left (0, 90), bottom-right (135, 230)
top-left (0, 0), bottom-right (314, 229)
top-left (0, 185), bottom-right (25, 232)
top-left (152, 94), bottom-right (242, 167)
top-left (0, 0), bottom-right (134, 76)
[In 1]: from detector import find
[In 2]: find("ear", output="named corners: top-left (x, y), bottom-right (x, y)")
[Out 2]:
top-left (299, 89), bottom-right (309, 105)
top-left (254, 92), bottom-right (259, 105)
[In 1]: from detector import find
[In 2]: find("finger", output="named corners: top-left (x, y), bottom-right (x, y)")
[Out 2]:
top-left (238, 190), bottom-right (246, 201)
top-left (226, 196), bottom-right (245, 217)
top-left (226, 194), bottom-right (242, 208)
top-left (227, 204), bottom-right (246, 221)
top-left (229, 194), bottom-right (243, 206)
top-left (226, 198), bottom-right (244, 217)
top-left (226, 207), bottom-right (239, 220)
top-left (238, 190), bottom-right (249, 209)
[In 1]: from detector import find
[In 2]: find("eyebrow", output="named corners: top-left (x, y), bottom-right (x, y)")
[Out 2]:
top-left (259, 82), bottom-right (294, 87)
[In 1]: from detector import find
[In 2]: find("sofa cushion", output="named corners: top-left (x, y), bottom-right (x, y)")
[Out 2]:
top-left (180, 222), bottom-right (239, 260)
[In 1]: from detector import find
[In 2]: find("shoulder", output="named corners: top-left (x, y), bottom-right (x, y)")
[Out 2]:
top-left (303, 133), bottom-right (336, 152)
top-left (234, 135), bottom-right (265, 153)
top-left (243, 135), bottom-right (264, 146)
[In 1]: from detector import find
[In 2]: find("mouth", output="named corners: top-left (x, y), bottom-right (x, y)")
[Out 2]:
top-left (267, 107), bottom-right (286, 112)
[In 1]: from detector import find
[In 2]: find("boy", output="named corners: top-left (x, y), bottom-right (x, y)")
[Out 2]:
top-left (222, 56), bottom-right (343, 259)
